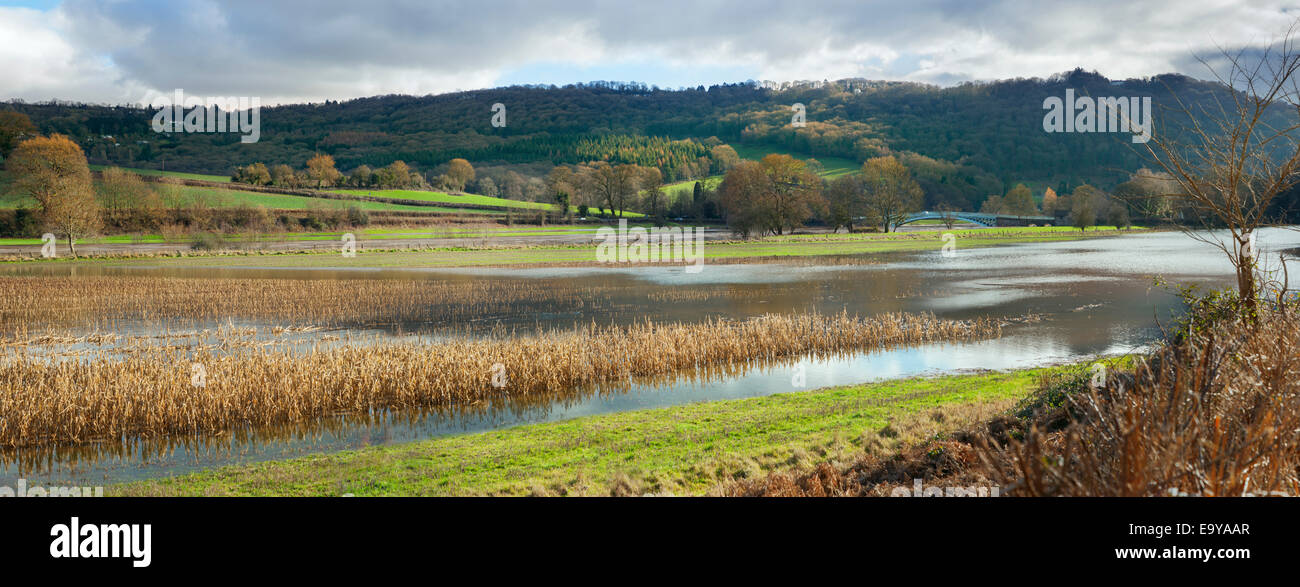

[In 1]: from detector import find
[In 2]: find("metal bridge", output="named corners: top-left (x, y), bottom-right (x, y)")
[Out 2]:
top-left (897, 211), bottom-right (1056, 228)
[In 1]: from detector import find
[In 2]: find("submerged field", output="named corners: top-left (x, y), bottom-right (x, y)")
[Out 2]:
top-left (0, 311), bottom-right (999, 450)
top-left (0, 225), bottom-right (1151, 267)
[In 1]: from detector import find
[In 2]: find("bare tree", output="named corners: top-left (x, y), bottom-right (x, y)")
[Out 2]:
top-left (936, 202), bottom-right (959, 230)
top-left (1130, 22), bottom-right (1300, 320)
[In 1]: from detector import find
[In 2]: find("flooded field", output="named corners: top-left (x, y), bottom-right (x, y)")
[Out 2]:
top-left (2, 228), bottom-right (1296, 485)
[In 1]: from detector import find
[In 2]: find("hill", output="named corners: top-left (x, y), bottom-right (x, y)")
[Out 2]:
top-left (4, 70), bottom-right (1294, 212)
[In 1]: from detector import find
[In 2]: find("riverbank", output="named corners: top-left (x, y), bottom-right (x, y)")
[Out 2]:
top-left (114, 365), bottom-right (1057, 496)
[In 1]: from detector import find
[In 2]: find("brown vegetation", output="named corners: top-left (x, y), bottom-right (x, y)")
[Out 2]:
top-left (0, 311), bottom-right (1000, 449)
top-left (721, 296), bottom-right (1300, 497)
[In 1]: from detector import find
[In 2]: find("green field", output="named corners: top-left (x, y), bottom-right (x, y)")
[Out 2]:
top-left (732, 144), bottom-right (861, 179)
top-left (174, 185), bottom-right (481, 213)
top-left (335, 189), bottom-right (557, 210)
top-left (115, 366), bottom-right (1050, 496)
top-left (89, 164), bottom-right (232, 183)
top-left (335, 188), bottom-right (645, 218)
top-left (0, 170), bottom-right (480, 214)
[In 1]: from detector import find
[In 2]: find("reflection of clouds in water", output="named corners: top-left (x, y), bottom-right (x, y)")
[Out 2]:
top-left (907, 228), bottom-right (1300, 277)
top-left (421, 228), bottom-right (1297, 285)
top-left (922, 288), bottom-right (1039, 311)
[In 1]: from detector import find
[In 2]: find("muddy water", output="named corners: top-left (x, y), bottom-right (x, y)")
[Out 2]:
top-left (2, 229), bottom-right (1297, 485)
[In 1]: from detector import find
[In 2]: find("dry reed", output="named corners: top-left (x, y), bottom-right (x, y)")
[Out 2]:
top-left (977, 306), bottom-right (1300, 496)
top-left (0, 311), bottom-right (1000, 449)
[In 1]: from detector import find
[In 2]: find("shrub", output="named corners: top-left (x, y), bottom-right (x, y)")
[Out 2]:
top-left (190, 231), bottom-right (227, 250)
top-left (345, 206), bottom-right (370, 227)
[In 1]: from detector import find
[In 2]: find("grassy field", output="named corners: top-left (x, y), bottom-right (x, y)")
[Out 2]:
top-left (335, 189), bottom-right (555, 210)
top-left (172, 185), bottom-right (475, 213)
top-left (659, 146), bottom-right (860, 206)
top-left (115, 366), bottom-right (1048, 496)
top-left (0, 170), bottom-right (480, 214)
top-left (732, 144), bottom-right (860, 179)
top-left (335, 188), bottom-right (646, 218)
top-left (11, 225), bottom-right (1146, 266)
top-left (663, 175), bottom-right (723, 204)
top-left (88, 164), bottom-right (231, 183)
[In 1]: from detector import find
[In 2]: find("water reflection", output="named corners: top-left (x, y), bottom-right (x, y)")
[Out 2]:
top-left (1, 228), bottom-right (1297, 485)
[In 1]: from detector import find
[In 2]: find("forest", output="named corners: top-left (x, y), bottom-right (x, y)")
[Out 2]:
top-left (3, 69), bottom-right (1299, 217)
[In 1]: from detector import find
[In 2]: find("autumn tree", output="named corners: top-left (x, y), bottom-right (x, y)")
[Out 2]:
top-left (860, 156), bottom-right (923, 232)
top-left (349, 165), bottom-right (373, 188)
top-left (710, 144), bottom-right (740, 171)
top-left (719, 155), bottom-right (823, 236)
top-left (758, 154), bottom-right (823, 235)
top-left (233, 162), bottom-right (271, 186)
top-left (271, 164), bottom-right (296, 187)
top-left (825, 174), bottom-right (867, 232)
top-left (719, 160), bottom-right (768, 238)
top-left (640, 166), bottom-right (665, 219)
top-left (980, 195), bottom-right (1006, 214)
top-left (1069, 185), bottom-right (1104, 232)
top-left (8, 134), bottom-right (101, 256)
top-left (1113, 168), bottom-right (1180, 219)
top-left (306, 153), bottom-right (342, 189)
top-left (1003, 183), bottom-right (1038, 215)
top-left (444, 158), bottom-right (475, 192)
top-left (1041, 187), bottom-right (1059, 216)
top-left (377, 160), bottom-right (413, 189)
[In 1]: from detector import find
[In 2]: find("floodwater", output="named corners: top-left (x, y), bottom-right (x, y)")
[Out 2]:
top-left (2, 228), bottom-right (1297, 485)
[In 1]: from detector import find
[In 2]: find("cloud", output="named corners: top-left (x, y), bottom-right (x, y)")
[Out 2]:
top-left (2, 0), bottom-right (1300, 105)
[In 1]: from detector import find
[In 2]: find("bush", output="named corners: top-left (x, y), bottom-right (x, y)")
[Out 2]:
top-left (345, 206), bottom-right (370, 227)
top-left (0, 208), bottom-right (40, 237)
top-left (190, 231), bottom-right (227, 250)
top-left (297, 215), bottom-right (324, 231)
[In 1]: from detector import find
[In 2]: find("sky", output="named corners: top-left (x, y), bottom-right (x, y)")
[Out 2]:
top-left (1, 0), bottom-right (1298, 105)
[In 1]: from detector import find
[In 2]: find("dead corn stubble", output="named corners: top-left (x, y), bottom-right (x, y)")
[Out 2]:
top-left (0, 311), bottom-right (1000, 449)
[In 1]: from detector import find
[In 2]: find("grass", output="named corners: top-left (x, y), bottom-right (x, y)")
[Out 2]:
top-left (334, 189), bottom-right (558, 211)
top-left (88, 165), bottom-right (231, 183)
top-left (114, 365), bottom-right (1047, 496)
top-left (335, 188), bottom-right (647, 218)
top-left (0, 173), bottom-right (478, 214)
top-left (171, 185), bottom-right (470, 213)
top-left (732, 144), bottom-right (861, 179)
top-left (663, 175), bottom-right (723, 203)
top-left (657, 144), bottom-right (860, 207)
